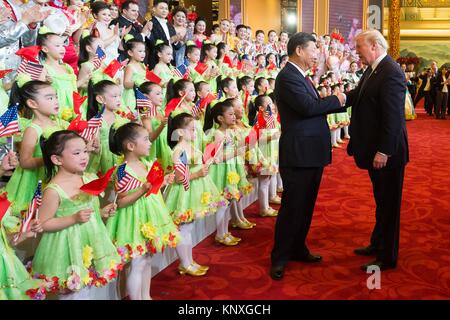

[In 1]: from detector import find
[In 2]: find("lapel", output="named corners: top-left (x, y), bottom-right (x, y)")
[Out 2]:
top-left (355, 55), bottom-right (389, 107)
top-left (152, 17), bottom-right (169, 42)
top-left (287, 63), bottom-right (319, 100)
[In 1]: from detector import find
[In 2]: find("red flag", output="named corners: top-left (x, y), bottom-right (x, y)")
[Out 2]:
top-left (67, 114), bottom-right (88, 133)
top-left (0, 69), bottom-right (13, 79)
top-left (73, 92), bottom-right (87, 116)
top-left (80, 165), bottom-right (116, 196)
top-left (203, 143), bottom-right (220, 164)
top-left (15, 46), bottom-right (41, 62)
top-left (223, 55), bottom-right (233, 68)
top-left (257, 111), bottom-right (266, 128)
top-left (145, 161), bottom-right (164, 196)
top-left (267, 62), bottom-right (277, 71)
top-left (0, 192), bottom-right (11, 223)
top-left (164, 95), bottom-right (186, 117)
top-left (201, 93), bottom-right (216, 110)
top-left (236, 60), bottom-right (243, 71)
top-left (103, 59), bottom-right (122, 78)
top-left (194, 62), bottom-right (208, 75)
top-left (244, 126), bottom-right (260, 147)
top-left (146, 69), bottom-right (162, 85)
top-left (243, 91), bottom-right (250, 111)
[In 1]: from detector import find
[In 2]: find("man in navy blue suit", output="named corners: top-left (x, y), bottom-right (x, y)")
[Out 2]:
top-left (270, 33), bottom-right (347, 280)
top-left (347, 30), bottom-right (409, 272)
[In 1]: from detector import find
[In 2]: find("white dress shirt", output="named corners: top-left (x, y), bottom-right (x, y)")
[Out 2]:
top-left (155, 16), bottom-right (171, 42)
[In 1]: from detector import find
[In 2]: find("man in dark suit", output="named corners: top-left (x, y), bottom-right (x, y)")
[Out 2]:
top-left (146, 0), bottom-right (183, 69)
top-left (414, 68), bottom-right (434, 115)
top-left (270, 33), bottom-right (347, 280)
top-left (110, 0), bottom-right (153, 61)
top-left (346, 30), bottom-right (409, 272)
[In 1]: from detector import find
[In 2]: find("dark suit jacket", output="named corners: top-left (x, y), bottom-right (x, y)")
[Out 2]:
top-left (146, 17), bottom-right (182, 69)
top-left (275, 62), bottom-right (346, 168)
top-left (110, 15), bottom-right (144, 60)
top-left (346, 55), bottom-right (409, 170)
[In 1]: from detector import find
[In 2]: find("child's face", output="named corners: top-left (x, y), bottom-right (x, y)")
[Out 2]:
top-left (70, 0), bottom-right (84, 8)
top-left (350, 62), bottom-right (358, 73)
top-left (43, 35), bottom-right (66, 60)
top-left (95, 8), bottom-right (112, 25)
top-left (280, 33), bottom-right (288, 42)
top-left (268, 54), bottom-right (276, 64)
top-left (219, 107), bottom-right (236, 127)
top-left (243, 81), bottom-right (255, 95)
top-left (197, 83), bottom-right (211, 98)
top-left (99, 85), bottom-right (121, 112)
top-left (220, 20), bottom-right (230, 33)
top-left (258, 79), bottom-right (269, 93)
top-left (133, 128), bottom-right (152, 157)
top-left (232, 100), bottom-right (244, 119)
top-left (257, 56), bottom-right (265, 67)
top-left (158, 46), bottom-right (173, 64)
top-left (181, 83), bottom-right (196, 102)
top-left (268, 32), bottom-right (277, 43)
top-left (183, 119), bottom-right (196, 141)
top-left (187, 48), bottom-right (200, 64)
top-left (207, 47), bottom-right (218, 60)
top-left (56, 138), bottom-right (89, 173)
top-left (256, 32), bottom-right (265, 44)
top-left (258, 96), bottom-right (272, 113)
top-left (225, 81), bottom-right (239, 98)
top-left (129, 42), bottom-right (146, 62)
top-left (30, 85), bottom-right (59, 116)
top-left (147, 85), bottom-right (164, 106)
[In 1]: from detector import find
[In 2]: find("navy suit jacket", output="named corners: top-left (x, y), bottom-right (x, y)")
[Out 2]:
top-left (275, 62), bottom-right (346, 168)
top-left (346, 55), bottom-right (409, 169)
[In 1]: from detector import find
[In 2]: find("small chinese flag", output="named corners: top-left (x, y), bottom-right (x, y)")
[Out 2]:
top-left (244, 126), bottom-right (260, 146)
top-left (0, 192), bottom-right (11, 224)
top-left (194, 62), bottom-right (208, 75)
top-left (223, 55), bottom-right (233, 68)
top-left (0, 69), bottom-right (13, 79)
top-left (146, 161), bottom-right (164, 196)
top-left (203, 143), bottom-right (220, 164)
top-left (73, 92), bottom-right (87, 116)
top-left (15, 46), bottom-right (42, 62)
top-left (67, 114), bottom-right (88, 133)
top-left (80, 165), bottom-right (117, 196)
top-left (103, 59), bottom-right (122, 78)
top-left (164, 95), bottom-right (186, 117)
top-left (146, 69), bottom-right (162, 85)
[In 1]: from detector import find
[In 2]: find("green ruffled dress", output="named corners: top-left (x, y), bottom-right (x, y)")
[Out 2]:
top-left (122, 63), bottom-right (147, 113)
top-left (30, 174), bottom-right (123, 294)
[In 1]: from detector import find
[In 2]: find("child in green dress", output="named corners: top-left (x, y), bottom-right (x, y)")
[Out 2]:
top-left (153, 42), bottom-right (176, 105)
top-left (108, 123), bottom-right (180, 300)
top-left (122, 38), bottom-right (147, 113)
top-left (165, 113), bottom-right (228, 276)
top-left (31, 131), bottom-right (122, 299)
top-left (37, 31), bottom-right (77, 121)
top-left (200, 42), bottom-right (220, 94)
top-left (6, 81), bottom-right (68, 216)
top-left (237, 76), bottom-right (255, 126)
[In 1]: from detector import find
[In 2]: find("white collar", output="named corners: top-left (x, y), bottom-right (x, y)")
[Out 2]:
top-left (288, 61), bottom-right (307, 78)
top-left (371, 52), bottom-right (387, 72)
top-left (155, 16), bottom-right (167, 24)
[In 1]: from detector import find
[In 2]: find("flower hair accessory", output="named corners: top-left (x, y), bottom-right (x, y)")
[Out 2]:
top-left (38, 26), bottom-right (53, 35)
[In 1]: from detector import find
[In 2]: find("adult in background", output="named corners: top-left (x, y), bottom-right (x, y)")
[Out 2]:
top-left (347, 30), bottom-right (409, 271)
top-left (171, 6), bottom-right (187, 67)
top-left (270, 32), bottom-right (347, 280)
top-left (147, 0), bottom-right (183, 69)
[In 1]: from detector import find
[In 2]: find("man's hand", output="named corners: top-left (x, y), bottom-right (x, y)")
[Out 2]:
top-left (373, 152), bottom-right (388, 169)
top-left (334, 92), bottom-right (347, 106)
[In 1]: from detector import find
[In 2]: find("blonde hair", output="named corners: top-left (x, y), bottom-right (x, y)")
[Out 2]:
top-left (355, 29), bottom-right (389, 51)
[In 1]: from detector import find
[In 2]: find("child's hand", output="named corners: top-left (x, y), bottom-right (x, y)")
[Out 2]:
top-left (74, 209), bottom-right (93, 224)
top-left (163, 172), bottom-right (175, 185)
top-left (29, 219), bottom-right (43, 234)
top-left (141, 182), bottom-right (151, 192)
top-left (1, 151), bottom-right (18, 172)
top-left (160, 116), bottom-right (168, 126)
top-left (198, 165), bottom-right (209, 177)
top-left (101, 203), bottom-right (117, 218)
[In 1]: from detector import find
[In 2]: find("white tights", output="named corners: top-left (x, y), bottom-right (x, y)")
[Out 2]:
top-left (230, 199), bottom-right (247, 225)
top-left (269, 175), bottom-right (277, 199)
top-left (176, 223), bottom-right (195, 269)
top-left (215, 206), bottom-right (230, 239)
top-left (258, 176), bottom-right (270, 211)
top-left (127, 254), bottom-right (152, 300)
top-left (276, 173), bottom-right (283, 190)
top-left (331, 129), bottom-right (337, 145)
top-left (343, 126), bottom-right (350, 137)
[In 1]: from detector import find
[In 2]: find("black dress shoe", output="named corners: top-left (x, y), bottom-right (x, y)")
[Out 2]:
top-left (354, 245), bottom-right (377, 256)
top-left (291, 253), bottom-right (322, 263)
top-left (270, 265), bottom-right (285, 280)
top-left (360, 260), bottom-right (396, 272)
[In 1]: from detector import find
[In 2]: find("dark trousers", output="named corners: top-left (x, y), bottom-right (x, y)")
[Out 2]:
top-left (435, 91), bottom-right (448, 118)
top-left (271, 166), bottom-right (324, 267)
top-left (414, 90), bottom-right (433, 114)
top-left (368, 166), bottom-right (405, 265)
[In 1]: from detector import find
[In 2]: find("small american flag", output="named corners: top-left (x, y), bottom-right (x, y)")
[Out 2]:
top-left (191, 99), bottom-right (202, 118)
top-left (265, 105), bottom-right (276, 129)
top-left (14, 181), bottom-right (42, 242)
top-left (135, 88), bottom-right (150, 110)
top-left (172, 64), bottom-right (189, 79)
top-left (92, 46), bottom-right (106, 70)
top-left (17, 59), bottom-right (44, 80)
top-left (0, 104), bottom-right (20, 138)
top-left (175, 151), bottom-right (190, 191)
top-left (80, 106), bottom-right (104, 141)
top-left (115, 162), bottom-right (143, 193)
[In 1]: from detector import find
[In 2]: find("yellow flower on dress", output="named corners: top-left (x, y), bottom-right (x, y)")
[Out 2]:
top-left (141, 223), bottom-right (157, 240)
top-left (82, 245), bottom-right (93, 268)
top-left (227, 171), bottom-right (240, 185)
top-left (245, 151), bottom-right (252, 162)
top-left (61, 108), bottom-right (73, 121)
top-left (201, 192), bottom-right (211, 205)
top-left (82, 274), bottom-right (91, 285)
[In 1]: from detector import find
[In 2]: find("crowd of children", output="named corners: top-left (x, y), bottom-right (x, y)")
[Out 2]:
top-left (0, 0), bottom-right (365, 300)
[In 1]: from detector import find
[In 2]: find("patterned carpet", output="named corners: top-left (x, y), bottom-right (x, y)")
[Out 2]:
top-left (151, 109), bottom-right (450, 300)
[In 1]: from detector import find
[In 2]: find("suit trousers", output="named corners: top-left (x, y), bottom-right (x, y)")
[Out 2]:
top-left (271, 166), bottom-right (324, 267)
top-left (368, 166), bottom-right (405, 265)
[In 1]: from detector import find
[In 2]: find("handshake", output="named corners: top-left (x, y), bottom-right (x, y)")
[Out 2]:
top-left (334, 92), bottom-right (347, 107)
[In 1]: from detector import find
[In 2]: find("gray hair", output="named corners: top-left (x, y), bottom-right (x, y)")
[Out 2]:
top-left (354, 29), bottom-right (389, 51)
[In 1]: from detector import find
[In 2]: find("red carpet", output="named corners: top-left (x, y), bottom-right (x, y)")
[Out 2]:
top-left (152, 106), bottom-right (450, 300)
